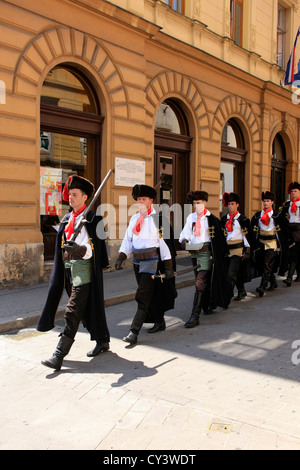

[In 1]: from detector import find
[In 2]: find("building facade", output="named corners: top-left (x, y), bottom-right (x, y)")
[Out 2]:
top-left (0, 0), bottom-right (300, 287)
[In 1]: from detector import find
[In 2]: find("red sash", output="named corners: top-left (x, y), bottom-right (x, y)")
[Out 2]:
top-left (260, 208), bottom-right (272, 226)
top-left (194, 209), bottom-right (207, 236)
top-left (132, 207), bottom-right (152, 235)
top-left (225, 210), bottom-right (238, 232)
top-left (291, 197), bottom-right (300, 213)
top-left (64, 204), bottom-right (86, 239)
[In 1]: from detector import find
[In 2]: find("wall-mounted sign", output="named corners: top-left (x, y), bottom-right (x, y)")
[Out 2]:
top-left (114, 157), bottom-right (145, 187)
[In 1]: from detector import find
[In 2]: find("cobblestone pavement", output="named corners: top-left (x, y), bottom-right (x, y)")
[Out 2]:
top-left (1, 274), bottom-right (300, 450)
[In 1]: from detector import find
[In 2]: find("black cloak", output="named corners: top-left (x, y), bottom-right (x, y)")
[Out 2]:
top-left (250, 210), bottom-right (290, 277)
top-left (220, 213), bottom-right (257, 283)
top-left (202, 213), bottom-right (233, 311)
top-left (36, 211), bottom-right (110, 342)
top-left (144, 212), bottom-right (177, 322)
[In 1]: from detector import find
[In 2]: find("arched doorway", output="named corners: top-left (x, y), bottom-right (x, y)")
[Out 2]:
top-left (220, 119), bottom-right (247, 217)
top-left (154, 100), bottom-right (191, 244)
top-left (40, 65), bottom-right (104, 260)
top-left (271, 133), bottom-right (287, 209)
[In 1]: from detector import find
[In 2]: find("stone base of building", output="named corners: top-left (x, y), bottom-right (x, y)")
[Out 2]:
top-left (0, 243), bottom-right (45, 290)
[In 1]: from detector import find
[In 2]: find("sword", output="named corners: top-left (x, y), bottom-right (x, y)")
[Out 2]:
top-left (151, 264), bottom-right (201, 282)
top-left (65, 169), bottom-right (113, 243)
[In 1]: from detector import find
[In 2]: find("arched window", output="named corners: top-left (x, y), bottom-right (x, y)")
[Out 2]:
top-left (220, 119), bottom-right (247, 216)
top-left (271, 133), bottom-right (287, 209)
top-left (40, 65), bottom-right (103, 260)
top-left (154, 99), bottom-right (192, 246)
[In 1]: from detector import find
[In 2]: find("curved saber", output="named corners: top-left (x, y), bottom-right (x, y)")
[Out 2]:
top-left (151, 264), bottom-right (201, 282)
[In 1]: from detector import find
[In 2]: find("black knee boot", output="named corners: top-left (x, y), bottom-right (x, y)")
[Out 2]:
top-left (267, 272), bottom-right (278, 291)
top-left (185, 291), bottom-right (202, 328)
top-left (41, 334), bottom-right (74, 371)
top-left (234, 287), bottom-right (247, 301)
top-left (283, 262), bottom-right (297, 287)
top-left (256, 274), bottom-right (268, 297)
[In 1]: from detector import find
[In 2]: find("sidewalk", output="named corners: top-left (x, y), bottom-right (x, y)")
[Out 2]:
top-left (1, 260), bottom-right (300, 450)
top-left (0, 255), bottom-right (194, 333)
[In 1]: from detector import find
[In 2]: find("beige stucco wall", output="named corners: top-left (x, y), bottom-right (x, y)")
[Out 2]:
top-left (0, 0), bottom-right (299, 287)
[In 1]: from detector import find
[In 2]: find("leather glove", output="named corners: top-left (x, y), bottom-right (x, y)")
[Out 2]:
top-left (63, 241), bottom-right (87, 260)
top-left (164, 259), bottom-right (175, 279)
top-left (180, 238), bottom-right (187, 250)
top-left (115, 252), bottom-right (127, 270)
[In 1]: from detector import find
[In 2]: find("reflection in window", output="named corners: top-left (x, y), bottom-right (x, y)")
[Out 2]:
top-left (230, 0), bottom-right (243, 46)
top-left (164, 0), bottom-right (185, 14)
top-left (155, 103), bottom-right (180, 133)
top-left (40, 132), bottom-right (92, 219)
top-left (41, 67), bottom-right (97, 113)
top-left (155, 100), bottom-right (188, 135)
top-left (222, 120), bottom-right (244, 148)
top-left (272, 133), bottom-right (286, 162)
top-left (277, 6), bottom-right (286, 69)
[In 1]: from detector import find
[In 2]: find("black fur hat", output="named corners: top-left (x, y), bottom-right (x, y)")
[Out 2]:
top-left (62, 175), bottom-right (94, 201)
top-left (187, 190), bottom-right (208, 203)
top-left (132, 184), bottom-right (157, 201)
top-left (222, 192), bottom-right (240, 207)
top-left (261, 190), bottom-right (274, 201)
top-left (287, 182), bottom-right (300, 193)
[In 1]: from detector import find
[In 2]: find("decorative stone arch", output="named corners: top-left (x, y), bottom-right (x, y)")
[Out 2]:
top-left (12, 26), bottom-right (128, 117)
top-left (211, 95), bottom-right (261, 214)
top-left (211, 95), bottom-right (260, 148)
top-left (269, 117), bottom-right (298, 195)
top-left (144, 71), bottom-right (210, 188)
top-left (269, 118), bottom-right (297, 162)
top-left (145, 71), bottom-right (209, 136)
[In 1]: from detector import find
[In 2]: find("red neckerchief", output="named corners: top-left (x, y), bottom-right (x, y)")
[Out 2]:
top-left (194, 209), bottom-right (207, 236)
top-left (260, 208), bottom-right (272, 226)
top-left (225, 210), bottom-right (238, 232)
top-left (132, 207), bottom-right (152, 235)
top-left (64, 204), bottom-right (86, 239)
top-left (291, 197), bottom-right (300, 213)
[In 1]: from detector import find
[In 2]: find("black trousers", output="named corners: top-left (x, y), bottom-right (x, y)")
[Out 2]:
top-left (133, 264), bottom-right (155, 311)
top-left (63, 283), bottom-right (91, 340)
top-left (226, 255), bottom-right (245, 292)
top-left (263, 249), bottom-right (277, 276)
top-left (130, 264), bottom-right (156, 333)
top-left (290, 241), bottom-right (300, 265)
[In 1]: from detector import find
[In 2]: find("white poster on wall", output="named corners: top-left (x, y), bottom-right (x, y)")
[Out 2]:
top-left (114, 157), bottom-right (145, 187)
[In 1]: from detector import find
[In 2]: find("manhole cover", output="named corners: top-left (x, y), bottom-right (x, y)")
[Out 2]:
top-left (209, 423), bottom-right (233, 434)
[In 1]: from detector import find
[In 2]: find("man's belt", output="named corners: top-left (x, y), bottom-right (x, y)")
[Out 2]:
top-left (133, 248), bottom-right (158, 260)
top-left (227, 241), bottom-right (244, 250)
top-left (188, 244), bottom-right (211, 254)
top-left (259, 234), bottom-right (276, 241)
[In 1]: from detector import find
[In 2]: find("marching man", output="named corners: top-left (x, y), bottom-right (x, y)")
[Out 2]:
top-left (37, 175), bottom-right (110, 370)
top-left (115, 184), bottom-right (177, 344)
top-left (179, 190), bottom-right (232, 328)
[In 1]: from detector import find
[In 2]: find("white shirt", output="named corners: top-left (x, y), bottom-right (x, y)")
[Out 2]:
top-left (289, 200), bottom-right (300, 223)
top-left (179, 211), bottom-right (211, 244)
top-left (119, 208), bottom-right (171, 261)
top-left (66, 213), bottom-right (93, 260)
top-left (225, 212), bottom-right (250, 247)
top-left (258, 209), bottom-right (276, 231)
